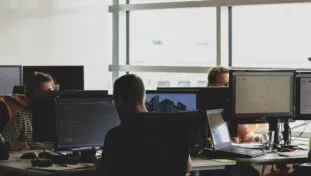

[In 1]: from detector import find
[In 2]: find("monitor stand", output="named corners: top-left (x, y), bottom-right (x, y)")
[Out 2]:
top-left (269, 119), bottom-right (280, 148)
top-left (71, 147), bottom-right (97, 163)
top-left (280, 119), bottom-right (297, 149)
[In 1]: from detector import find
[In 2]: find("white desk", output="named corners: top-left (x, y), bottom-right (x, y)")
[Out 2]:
top-left (192, 158), bottom-right (236, 176)
top-left (0, 160), bottom-right (95, 176)
top-left (237, 151), bottom-right (310, 165)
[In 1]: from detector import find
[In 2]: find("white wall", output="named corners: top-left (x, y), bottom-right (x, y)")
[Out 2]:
top-left (0, 0), bottom-right (110, 90)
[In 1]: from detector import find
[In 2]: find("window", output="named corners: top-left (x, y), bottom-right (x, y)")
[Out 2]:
top-left (132, 72), bottom-right (208, 90)
top-left (124, 0), bottom-right (200, 4)
top-left (130, 8), bottom-right (217, 66)
top-left (232, 3), bottom-right (311, 68)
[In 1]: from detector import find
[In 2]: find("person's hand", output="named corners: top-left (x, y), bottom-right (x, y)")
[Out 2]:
top-left (10, 142), bottom-right (29, 151)
top-left (243, 134), bottom-right (263, 143)
top-left (231, 137), bottom-right (240, 143)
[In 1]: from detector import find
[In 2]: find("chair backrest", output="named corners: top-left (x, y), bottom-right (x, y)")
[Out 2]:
top-left (133, 111), bottom-right (199, 176)
top-left (12, 85), bottom-right (25, 94)
top-left (0, 102), bottom-right (9, 132)
top-left (0, 95), bottom-right (27, 132)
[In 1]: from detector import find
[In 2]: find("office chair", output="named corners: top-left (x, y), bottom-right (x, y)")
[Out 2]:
top-left (12, 85), bottom-right (25, 95)
top-left (133, 112), bottom-right (198, 176)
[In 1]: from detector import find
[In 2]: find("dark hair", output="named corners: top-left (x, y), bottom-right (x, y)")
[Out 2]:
top-left (26, 71), bottom-right (55, 98)
top-left (208, 67), bottom-right (229, 86)
top-left (113, 74), bottom-right (145, 114)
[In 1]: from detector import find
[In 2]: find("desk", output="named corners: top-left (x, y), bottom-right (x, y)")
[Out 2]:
top-left (0, 151), bottom-right (96, 176)
top-left (237, 151), bottom-right (310, 165)
top-left (192, 158), bottom-right (236, 176)
top-left (191, 151), bottom-right (310, 176)
top-left (0, 160), bottom-right (96, 176)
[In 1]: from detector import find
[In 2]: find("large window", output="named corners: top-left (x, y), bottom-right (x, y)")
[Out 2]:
top-left (130, 8), bottom-right (216, 66)
top-left (132, 72), bottom-right (208, 90)
top-left (110, 0), bottom-right (311, 144)
top-left (232, 3), bottom-right (311, 68)
top-left (122, 0), bottom-right (200, 4)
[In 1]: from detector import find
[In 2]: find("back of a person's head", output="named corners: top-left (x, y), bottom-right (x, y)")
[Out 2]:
top-left (207, 67), bottom-right (229, 86)
top-left (113, 74), bottom-right (145, 115)
top-left (26, 71), bottom-right (54, 98)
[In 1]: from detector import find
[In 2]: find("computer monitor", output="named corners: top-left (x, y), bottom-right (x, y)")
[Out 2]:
top-left (230, 70), bottom-right (295, 119)
top-left (54, 97), bottom-right (120, 150)
top-left (157, 87), bottom-right (236, 137)
top-left (23, 66), bottom-right (84, 90)
top-left (145, 90), bottom-right (198, 112)
top-left (32, 90), bottom-right (109, 143)
top-left (0, 66), bottom-right (22, 94)
top-left (295, 72), bottom-right (311, 119)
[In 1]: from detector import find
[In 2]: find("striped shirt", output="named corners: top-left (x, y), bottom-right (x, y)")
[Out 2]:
top-left (2, 111), bottom-right (33, 143)
top-left (1, 111), bottom-right (53, 149)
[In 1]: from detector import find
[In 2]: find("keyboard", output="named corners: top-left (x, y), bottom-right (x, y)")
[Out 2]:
top-left (232, 142), bottom-right (263, 149)
top-left (219, 147), bottom-right (265, 158)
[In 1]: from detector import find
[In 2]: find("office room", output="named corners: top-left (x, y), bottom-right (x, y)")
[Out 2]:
top-left (1, 0), bottom-right (311, 176)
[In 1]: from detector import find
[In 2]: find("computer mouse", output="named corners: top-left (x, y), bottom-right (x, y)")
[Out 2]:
top-left (20, 152), bottom-right (38, 160)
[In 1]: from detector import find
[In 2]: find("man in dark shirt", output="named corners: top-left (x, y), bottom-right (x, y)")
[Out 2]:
top-left (98, 74), bottom-right (192, 176)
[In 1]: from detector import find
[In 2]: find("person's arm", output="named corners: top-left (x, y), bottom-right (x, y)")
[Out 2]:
top-left (238, 124), bottom-right (263, 143)
top-left (97, 130), bottom-right (115, 176)
top-left (186, 155), bottom-right (192, 173)
top-left (1, 113), bottom-right (29, 151)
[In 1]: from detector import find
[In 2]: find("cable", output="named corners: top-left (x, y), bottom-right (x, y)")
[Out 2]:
top-left (295, 122), bottom-right (310, 138)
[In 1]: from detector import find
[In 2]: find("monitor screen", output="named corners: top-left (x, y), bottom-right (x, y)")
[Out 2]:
top-left (32, 91), bottom-right (109, 143)
top-left (23, 66), bottom-right (84, 90)
top-left (231, 70), bottom-right (294, 118)
top-left (0, 66), bottom-right (22, 94)
top-left (54, 97), bottom-right (120, 150)
top-left (145, 91), bottom-right (197, 112)
top-left (295, 72), bottom-right (311, 119)
top-left (207, 110), bottom-right (231, 149)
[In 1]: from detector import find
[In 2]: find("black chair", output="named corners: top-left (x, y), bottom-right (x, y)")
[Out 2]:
top-left (12, 85), bottom-right (25, 94)
top-left (134, 111), bottom-right (200, 176)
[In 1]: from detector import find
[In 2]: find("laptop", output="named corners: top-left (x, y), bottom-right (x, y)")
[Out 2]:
top-left (206, 109), bottom-right (265, 158)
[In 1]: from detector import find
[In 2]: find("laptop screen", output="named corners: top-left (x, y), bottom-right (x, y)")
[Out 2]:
top-left (207, 110), bottom-right (231, 149)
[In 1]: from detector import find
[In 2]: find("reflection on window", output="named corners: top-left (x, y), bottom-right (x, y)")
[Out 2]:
top-left (197, 81), bottom-right (207, 87)
top-left (157, 81), bottom-right (170, 88)
top-left (131, 72), bottom-right (208, 90)
top-left (178, 81), bottom-right (190, 87)
top-left (233, 3), bottom-right (311, 68)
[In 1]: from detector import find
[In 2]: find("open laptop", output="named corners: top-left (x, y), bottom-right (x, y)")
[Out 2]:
top-left (206, 109), bottom-right (265, 158)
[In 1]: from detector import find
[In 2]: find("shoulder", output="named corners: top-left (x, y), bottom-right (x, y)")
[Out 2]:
top-left (105, 125), bottom-right (122, 141)
top-left (15, 111), bottom-right (32, 120)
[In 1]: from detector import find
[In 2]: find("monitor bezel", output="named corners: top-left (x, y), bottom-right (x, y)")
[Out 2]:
top-left (230, 69), bottom-right (295, 120)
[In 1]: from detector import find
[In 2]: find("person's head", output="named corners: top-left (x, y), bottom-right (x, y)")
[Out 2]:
top-left (113, 74), bottom-right (147, 116)
top-left (207, 67), bottom-right (229, 87)
top-left (26, 72), bottom-right (55, 100)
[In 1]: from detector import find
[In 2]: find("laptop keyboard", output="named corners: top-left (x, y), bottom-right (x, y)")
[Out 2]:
top-left (221, 147), bottom-right (265, 158)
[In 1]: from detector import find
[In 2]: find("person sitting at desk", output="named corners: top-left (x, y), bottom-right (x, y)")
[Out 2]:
top-left (207, 67), bottom-right (263, 143)
top-left (1, 72), bottom-right (55, 151)
top-left (98, 74), bottom-right (192, 176)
